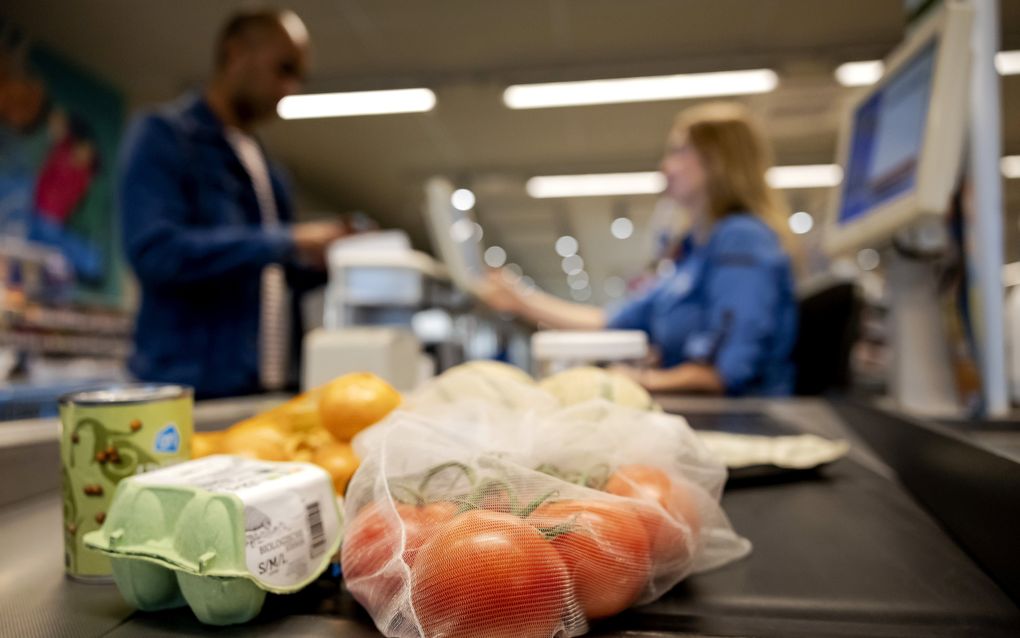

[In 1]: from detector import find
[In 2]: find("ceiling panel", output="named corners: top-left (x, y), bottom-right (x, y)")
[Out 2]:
top-left (4, 0), bottom-right (1019, 297)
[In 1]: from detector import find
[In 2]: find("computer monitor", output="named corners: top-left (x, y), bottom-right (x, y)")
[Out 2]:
top-left (824, 2), bottom-right (973, 255)
top-left (423, 177), bottom-right (486, 291)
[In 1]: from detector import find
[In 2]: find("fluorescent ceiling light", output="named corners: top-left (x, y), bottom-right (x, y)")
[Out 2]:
top-left (527, 172), bottom-right (665, 198)
top-left (996, 50), bottom-right (1020, 75)
top-left (484, 246), bottom-right (507, 268)
top-left (836, 50), bottom-right (1020, 87)
top-left (788, 211), bottom-right (815, 235)
top-left (278, 88), bottom-right (435, 119)
top-left (501, 263), bottom-right (523, 283)
top-left (766, 164), bottom-right (843, 189)
top-left (451, 188), bottom-right (476, 211)
top-left (504, 69), bottom-right (778, 109)
top-left (570, 287), bottom-right (592, 301)
top-left (528, 165), bottom-right (842, 198)
top-left (611, 217), bottom-right (634, 239)
top-left (555, 235), bottom-right (579, 257)
top-left (835, 60), bottom-right (885, 87)
top-left (567, 271), bottom-right (590, 290)
top-left (449, 218), bottom-right (475, 243)
top-left (1002, 155), bottom-right (1020, 179)
top-left (561, 255), bottom-right (584, 275)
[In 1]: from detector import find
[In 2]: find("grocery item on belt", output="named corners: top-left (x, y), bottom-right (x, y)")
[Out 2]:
top-left (343, 400), bottom-right (750, 638)
top-left (59, 384), bottom-right (193, 581)
top-left (405, 360), bottom-right (557, 413)
top-left (405, 361), bottom-right (656, 417)
top-left (190, 372), bottom-right (400, 495)
top-left (538, 366), bottom-right (657, 410)
top-left (696, 430), bottom-right (850, 470)
top-left (84, 455), bottom-right (342, 625)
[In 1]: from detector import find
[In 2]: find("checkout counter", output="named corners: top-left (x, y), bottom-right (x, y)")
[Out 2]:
top-left (3, 5), bottom-right (1017, 634)
top-left (2, 394), bottom-right (1019, 637)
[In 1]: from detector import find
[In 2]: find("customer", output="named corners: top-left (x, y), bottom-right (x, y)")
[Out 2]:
top-left (480, 102), bottom-right (798, 396)
top-left (119, 8), bottom-right (346, 398)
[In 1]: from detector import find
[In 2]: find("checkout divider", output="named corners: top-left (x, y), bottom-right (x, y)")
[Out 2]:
top-left (1, 394), bottom-right (1019, 637)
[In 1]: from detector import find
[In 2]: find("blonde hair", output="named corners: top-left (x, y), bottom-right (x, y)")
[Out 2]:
top-left (672, 102), bottom-right (799, 268)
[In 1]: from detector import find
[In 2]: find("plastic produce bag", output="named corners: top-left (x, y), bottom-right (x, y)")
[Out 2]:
top-left (342, 399), bottom-right (750, 638)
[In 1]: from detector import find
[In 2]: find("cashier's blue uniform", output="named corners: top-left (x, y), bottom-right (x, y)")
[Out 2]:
top-left (606, 213), bottom-right (797, 396)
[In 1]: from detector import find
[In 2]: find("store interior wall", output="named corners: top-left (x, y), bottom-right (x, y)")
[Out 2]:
top-left (2, 0), bottom-right (1019, 306)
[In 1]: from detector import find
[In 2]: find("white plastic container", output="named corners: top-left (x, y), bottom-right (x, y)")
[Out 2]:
top-left (327, 252), bottom-right (438, 309)
top-left (323, 231), bottom-right (446, 326)
top-left (531, 330), bottom-right (648, 378)
top-left (302, 327), bottom-right (425, 392)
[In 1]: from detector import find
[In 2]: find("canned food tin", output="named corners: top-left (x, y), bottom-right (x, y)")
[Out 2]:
top-left (59, 384), bottom-right (193, 581)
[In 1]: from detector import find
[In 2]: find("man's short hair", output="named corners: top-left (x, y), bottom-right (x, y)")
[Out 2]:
top-left (215, 9), bottom-right (287, 68)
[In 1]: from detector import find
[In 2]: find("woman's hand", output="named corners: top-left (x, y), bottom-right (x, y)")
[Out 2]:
top-left (474, 269), bottom-right (525, 314)
top-left (609, 364), bottom-right (646, 385)
top-left (613, 363), bottom-right (725, 395)
top-left (475, 269), bottom-right (607, 329)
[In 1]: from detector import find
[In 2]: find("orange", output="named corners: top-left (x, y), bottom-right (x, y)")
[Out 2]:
top-left (318, 372), bottom-right (401, 441)
top-left (288, 427), bottom-right (335, 463)
top-left (312, 441), bottom-right (360, 495)
top-left (268, 390), bottom-right (324, 434)
top-left (191, 431), bottom-right (225, 459)
top-left (220, 418), bottom-right (292, 461)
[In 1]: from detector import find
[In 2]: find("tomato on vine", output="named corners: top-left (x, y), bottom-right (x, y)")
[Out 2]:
top-left (530, 499), bottom-right (650, 619)
top-left (410, 509), bottom-right (574, 638)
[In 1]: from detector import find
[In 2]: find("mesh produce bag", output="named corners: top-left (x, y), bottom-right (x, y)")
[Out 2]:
top-left (342, 399), bottom-right (750, 638)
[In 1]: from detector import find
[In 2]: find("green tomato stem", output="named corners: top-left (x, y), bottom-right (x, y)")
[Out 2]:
top-left (418, 461), bottom-right (477, 496)
top-left (519, 488), bottom-right (559, 518)
top-left (389, 483), bottom-right (425, 506)
top-left (536, 515), bottom-right (580, 541)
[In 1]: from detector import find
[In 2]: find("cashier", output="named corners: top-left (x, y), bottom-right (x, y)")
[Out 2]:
top-left (119, 9), bottom-right (346, 398)
top-left (480, 102), bottom-right (798, 396)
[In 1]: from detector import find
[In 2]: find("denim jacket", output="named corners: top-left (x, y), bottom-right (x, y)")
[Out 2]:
top-left (119, 93), bottom-right (322, 398)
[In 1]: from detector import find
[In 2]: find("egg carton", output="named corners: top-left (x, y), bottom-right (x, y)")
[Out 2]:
top-left (84, 455), bottom-right (342, 625)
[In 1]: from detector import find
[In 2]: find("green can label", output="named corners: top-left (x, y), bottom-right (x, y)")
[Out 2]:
top-left (60, 385), bottom-right (193, 579)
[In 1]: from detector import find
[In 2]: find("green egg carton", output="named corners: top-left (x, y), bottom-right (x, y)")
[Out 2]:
top-left (84, 455), bottom-right (342, 625)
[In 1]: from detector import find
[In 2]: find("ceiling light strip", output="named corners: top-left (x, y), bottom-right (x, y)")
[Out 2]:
top-left (836, 50), bottom-right (1020, 87)
top-left (765, 164), bottom-right (844, 189)
top-left (527, 172), bottom-right (665, 198)
top-left (504, 69), bottom-right (779, 109)
top-left (278, 88), bottom-right (436, 119)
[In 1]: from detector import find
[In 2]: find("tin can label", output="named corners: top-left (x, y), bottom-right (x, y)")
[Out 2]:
top-left (60, 387), bottom-right (192, 579)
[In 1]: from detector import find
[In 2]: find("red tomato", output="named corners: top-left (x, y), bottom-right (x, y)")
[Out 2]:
top-left (604, 465), bottom-right (702, 567)
top-left (411, 509), bottom-right (572, 638)
top-left (342, 500), bottom-right (457, 611)
top-left (531, 500), bottom-right (650, 619)
top-left (476, 484), bottom-right (513, 514)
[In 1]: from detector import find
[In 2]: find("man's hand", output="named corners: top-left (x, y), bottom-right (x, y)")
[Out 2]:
top-left (291, 221), bottom-right (347, 268)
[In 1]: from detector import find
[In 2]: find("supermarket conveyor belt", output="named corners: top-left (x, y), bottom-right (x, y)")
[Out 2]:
top-left (1, 397), bottom-right (1018, 637)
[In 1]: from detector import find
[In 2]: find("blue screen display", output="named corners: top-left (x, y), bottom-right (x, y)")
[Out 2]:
top-left (838, 39), bottom-right (938, 225)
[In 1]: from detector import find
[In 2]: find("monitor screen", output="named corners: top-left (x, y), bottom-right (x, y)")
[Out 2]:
top-left (838, 39), bottom-right (938, 225)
